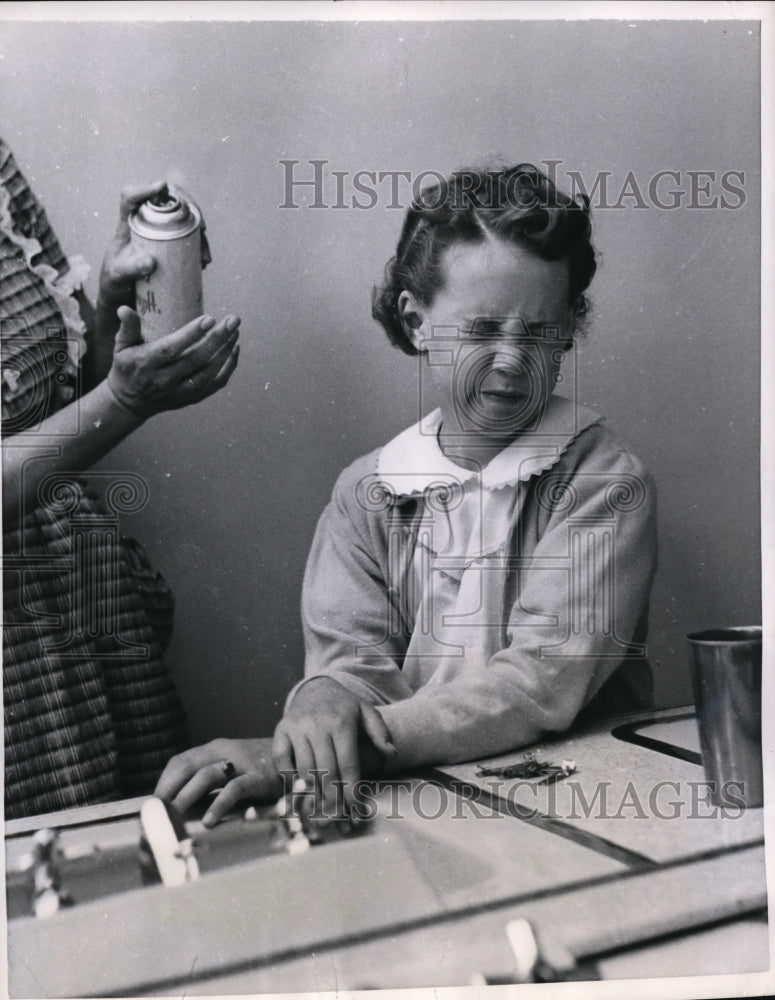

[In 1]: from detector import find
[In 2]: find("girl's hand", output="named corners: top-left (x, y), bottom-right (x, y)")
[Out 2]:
top-left (155, 738), bottom-right (284, 825)
top-left (272, 677), bottom-right (397, 816)
top-left (106, 306), bottom-right (240, 418)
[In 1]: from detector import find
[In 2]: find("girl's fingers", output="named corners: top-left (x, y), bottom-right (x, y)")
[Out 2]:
top-left (313, 736), bottom-right (347, 816)
top-left (169, 761), bottom-right (229, 817)
top-left (291, 735), bottom-right (321, 807)
top-left (154, 745), bottom-right (220, 801)
top-left (360, 704), bottom-right (397, 758)
top-left (202, 776), bottom-right (258, 827)
top-left (332, 728), bottom-right (362, 809)
top-left (271, 729), bottom-right (296, 782)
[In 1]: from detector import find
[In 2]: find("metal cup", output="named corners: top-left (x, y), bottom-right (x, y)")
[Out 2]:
top-left (687, 626), bottom-right (763, 808)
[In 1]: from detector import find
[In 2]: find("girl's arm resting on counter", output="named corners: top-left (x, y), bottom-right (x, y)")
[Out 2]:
top-left (278, 464), bottom-right (414, 786)
top-left (377, 453), bottom-right (658, 770)
top-left (299, 439), bottom-right (657, 773)
top-left (297, 468), bottom-right (417, 710)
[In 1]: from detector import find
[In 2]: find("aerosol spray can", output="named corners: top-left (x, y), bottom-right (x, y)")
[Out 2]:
top-left (128, 187), bottom-right (203, 341)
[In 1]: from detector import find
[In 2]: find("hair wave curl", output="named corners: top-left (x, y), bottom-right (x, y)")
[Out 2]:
top-left (372, 163), bottom-right (597, 355)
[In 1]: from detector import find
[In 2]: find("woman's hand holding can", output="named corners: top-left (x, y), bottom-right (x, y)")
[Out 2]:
top-left (98, 182), bottom-right (167, 311)
top-left (106, 305), bottom-right (240, 419)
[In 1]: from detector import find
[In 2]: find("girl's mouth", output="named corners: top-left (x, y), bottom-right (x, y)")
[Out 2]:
top-left (480, 387), bottom-right (524, 401)
top-left (478, 372), bottom-right (530, 401)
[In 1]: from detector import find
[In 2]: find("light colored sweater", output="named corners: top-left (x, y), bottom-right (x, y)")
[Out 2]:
top-left (298, 396), bottom-right (657, 768)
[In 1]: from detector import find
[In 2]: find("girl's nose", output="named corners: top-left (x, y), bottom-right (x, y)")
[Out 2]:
top-left (490, 340), bottom-right (528, 375)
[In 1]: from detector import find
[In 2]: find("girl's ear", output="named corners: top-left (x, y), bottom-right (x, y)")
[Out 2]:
top-left (397, 291), bottom-right (425, 353)
top-left (563, 297), bottom-right (582, 351)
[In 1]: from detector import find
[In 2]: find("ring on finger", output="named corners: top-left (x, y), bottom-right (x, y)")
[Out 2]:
top-left (221, 760), bottom-right (237, 780)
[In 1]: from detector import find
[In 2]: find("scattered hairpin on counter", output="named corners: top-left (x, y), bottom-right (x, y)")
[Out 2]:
top-left (477, 752), bottom-right (577, 785)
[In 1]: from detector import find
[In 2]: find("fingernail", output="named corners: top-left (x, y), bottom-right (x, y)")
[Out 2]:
top-left (203, 811), bottom-right (214, 827)
top-left (225, 315), bottom-right (240, 332)
top-left (201, 316), bottom-right (215, 330)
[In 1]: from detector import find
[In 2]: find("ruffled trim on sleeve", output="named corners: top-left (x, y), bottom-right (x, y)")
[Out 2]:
top-left (0, 186), bottom-right (90, 394)
top-left (50, 254), bottom-right (90, 375)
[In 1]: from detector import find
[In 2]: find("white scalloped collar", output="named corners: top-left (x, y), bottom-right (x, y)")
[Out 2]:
top-left (376, 395), bottom-right (604, 497)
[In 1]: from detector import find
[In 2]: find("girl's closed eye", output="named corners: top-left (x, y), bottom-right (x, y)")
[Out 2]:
top-left (466, 318), bottom-right (558, 342)
top-left (465, 318), bottom-right (503, 340)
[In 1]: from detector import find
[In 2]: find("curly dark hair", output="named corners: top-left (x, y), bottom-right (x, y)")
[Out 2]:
top-left (372, 163), bottom-right (597, 355)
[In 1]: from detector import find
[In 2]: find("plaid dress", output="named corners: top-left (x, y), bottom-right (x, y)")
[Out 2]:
top-left (2, 139), bottom-right (188, 819)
